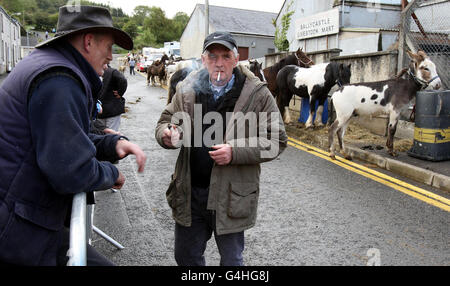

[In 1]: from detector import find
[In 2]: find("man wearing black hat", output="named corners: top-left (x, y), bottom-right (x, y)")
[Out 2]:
top-left (0, 6), bottom-right (146, 266)
top-left (156, 32), bottom-right (287, 266)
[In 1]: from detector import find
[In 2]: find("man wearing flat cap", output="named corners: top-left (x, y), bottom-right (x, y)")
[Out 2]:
top-left (155, 31), bottom-right (287, 266)
top-left (0, 6), bottom-right (146, 266)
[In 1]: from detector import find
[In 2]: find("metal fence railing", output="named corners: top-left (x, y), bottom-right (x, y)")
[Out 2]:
top-left (67, 192), bottom-right (87, 266)
top-left (399, 0), bottom-right (450, 89)
top-left (67, 192), bottom-right (125, 266)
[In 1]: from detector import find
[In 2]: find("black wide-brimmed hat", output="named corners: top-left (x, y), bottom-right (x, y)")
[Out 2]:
top-left (36, 5), bottom-right (133, 50)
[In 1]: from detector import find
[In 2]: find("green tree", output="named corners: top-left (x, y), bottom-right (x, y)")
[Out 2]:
top-left (274, 0), bottom-right (294, 52)
top-left (172, 12), bottom-right (189, 40)
top-left (132, 5), bottom-right (153, 24)
top-left (123, 20), bottom-right (139, 39)
top-left (134, 29), bottom-right (158, 49)
top-left (143, 7), bottom-right (174, 45)
top-left (33, 11), bottom-right (58, 31)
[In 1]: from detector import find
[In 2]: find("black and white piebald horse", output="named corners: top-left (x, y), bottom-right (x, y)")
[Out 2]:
top-left (167, 67), bottom-right (195, 105)
top-left (276, 62), bottom-right (352, 126)
top-left (328, 50), bottom-right (441, 159)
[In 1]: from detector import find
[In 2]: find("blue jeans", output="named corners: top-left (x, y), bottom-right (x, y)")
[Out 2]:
top-left (174, 186), bottom-right (244, 266)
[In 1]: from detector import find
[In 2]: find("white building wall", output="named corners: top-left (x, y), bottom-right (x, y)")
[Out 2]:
top-left (180, 6), bottom-right (210, 59)
top-left (0, 8), bottom-right (21, 74)
top-left (276, 0), bottom-right (401, 55)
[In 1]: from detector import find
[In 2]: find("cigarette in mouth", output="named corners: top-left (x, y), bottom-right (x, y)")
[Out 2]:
top-left (217, 72), bottom-right (221, 82)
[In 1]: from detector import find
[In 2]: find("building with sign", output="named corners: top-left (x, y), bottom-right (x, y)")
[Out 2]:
top-left (275, 0), bottom-right (401, 56)
top-left (0, 6), bottom-right (21, 74)
top-left (180, 4), bottom-right (277, 60)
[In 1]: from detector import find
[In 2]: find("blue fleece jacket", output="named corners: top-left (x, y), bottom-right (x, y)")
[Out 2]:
top-left (27, 43), bottom-right (120, 193)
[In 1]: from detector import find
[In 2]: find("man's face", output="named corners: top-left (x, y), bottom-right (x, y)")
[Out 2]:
top-left (202, 44), bottom-right (239, 86)
top-left (86, 33), bottom-right (114, 76)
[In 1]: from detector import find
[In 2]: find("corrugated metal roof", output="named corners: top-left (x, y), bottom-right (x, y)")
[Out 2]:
top-left (198, 4), bottom-right (277, 37)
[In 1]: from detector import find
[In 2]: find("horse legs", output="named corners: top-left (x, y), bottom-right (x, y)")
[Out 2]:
top-left (305, 97), bottom-right (316, 129)
top-left (284, 107), bottom-right (292, 124)
top-left (147, 72), bottom-right (150, 86)
top-left (328, 113), bottom-right (351, 160)
top-left (338, 120), bottom-right (352, 160)
top-left (283, 93), bottom-right (294, 124)
top-left (313, 97), bottom-right (328, 128)
top-left (386, 112), bottom-right (400, 157)
top-left (328, 119), bottom-right (339, 159)
top-left (276, 89), bottom-right (289, 124)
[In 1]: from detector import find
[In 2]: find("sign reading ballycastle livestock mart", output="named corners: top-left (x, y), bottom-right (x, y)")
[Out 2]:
top-left (295, 8), bottom-right (340, 40)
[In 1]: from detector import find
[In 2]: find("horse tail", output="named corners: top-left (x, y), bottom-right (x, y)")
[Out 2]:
top-left (326, 96), bottom-right (335, 126)
top-left (274, 85), bottom-right (279, 99)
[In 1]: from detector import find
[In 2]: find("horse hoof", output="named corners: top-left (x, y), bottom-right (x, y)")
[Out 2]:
top-left (344, 154), bottom-right (352, 160)
top-left (315, 122), bottom-right (324, 128)
top-left (388, 151), bottom-right (398, 157)
top-left (330, 154), bottom-right (336, 160)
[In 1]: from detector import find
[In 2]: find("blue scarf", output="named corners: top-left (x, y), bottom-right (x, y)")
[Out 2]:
top-left (210, 74), bottom-right (235, 101)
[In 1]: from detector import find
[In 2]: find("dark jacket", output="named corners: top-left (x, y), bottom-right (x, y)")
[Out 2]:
top-left (0, 41), bottom-right (121, 265)
top-left (190, 68), bottom-right (246, 188)
top-left (97, 67), bottom-right (127, 118)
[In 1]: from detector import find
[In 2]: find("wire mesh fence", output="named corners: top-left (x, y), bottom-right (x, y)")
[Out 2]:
top-left (402, 0), bottom-right (449, 89)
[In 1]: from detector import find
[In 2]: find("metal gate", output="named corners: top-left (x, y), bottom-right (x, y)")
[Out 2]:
top-left (398, 0), bottom-right (449, 89)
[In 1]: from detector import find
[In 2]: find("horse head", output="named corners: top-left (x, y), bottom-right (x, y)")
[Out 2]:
top-left (161, 54), bottom-right (169, 64)
top-left (295, 48), bottom-right (314, 67)
top-left (249, 60), bottom-right (266, 82)
top-left (407, 50), bottom-right (441, 90)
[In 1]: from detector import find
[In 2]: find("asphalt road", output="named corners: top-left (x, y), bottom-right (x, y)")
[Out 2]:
top-left (92, 58), bottom-right (449, 266)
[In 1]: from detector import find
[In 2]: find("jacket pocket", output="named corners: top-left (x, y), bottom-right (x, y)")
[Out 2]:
top-left (227, 182), bottom-right (258, 219)
top-left (14, 201), bottom-right (62, 231)
top-left (166, 174), bottom-right (183, 210)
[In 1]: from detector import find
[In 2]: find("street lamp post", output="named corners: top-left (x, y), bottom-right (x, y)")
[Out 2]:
top-left (22, 11), bottom-right (29, 47)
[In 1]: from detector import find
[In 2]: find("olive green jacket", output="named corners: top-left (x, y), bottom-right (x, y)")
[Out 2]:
top-left (155, 65), bottom-right (287, 235)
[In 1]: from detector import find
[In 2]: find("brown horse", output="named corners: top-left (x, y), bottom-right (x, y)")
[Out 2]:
top-left (263, 48), bottom-right (314, 98)
top-left (147, 54), bottom-right (169, 86)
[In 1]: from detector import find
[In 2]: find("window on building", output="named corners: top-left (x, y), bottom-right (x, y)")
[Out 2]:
top-left (267, 48), bottom-right (275, 54)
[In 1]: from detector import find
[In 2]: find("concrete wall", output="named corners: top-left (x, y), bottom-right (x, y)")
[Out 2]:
top-left (332, 50), bottom-right (399, 83)
top-left (233, 34), bottom-right (275, 60)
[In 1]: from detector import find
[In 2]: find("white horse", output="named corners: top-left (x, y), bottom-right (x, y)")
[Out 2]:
top-left (329, 50), bottom-right (441, 159)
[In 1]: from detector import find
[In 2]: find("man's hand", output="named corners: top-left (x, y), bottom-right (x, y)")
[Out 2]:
top-left (162, 125), bottom-right (181, 148)
top-left (113, 90), bottom-right (121, 98)
top-left (209, 144), bottom-right (232, 165)
top-left (115, 139), bottom-right (147, 172)
top-left (113, 171), bottom-right (125, 189)
top-left (104, 128), bottom-right (121, 135)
